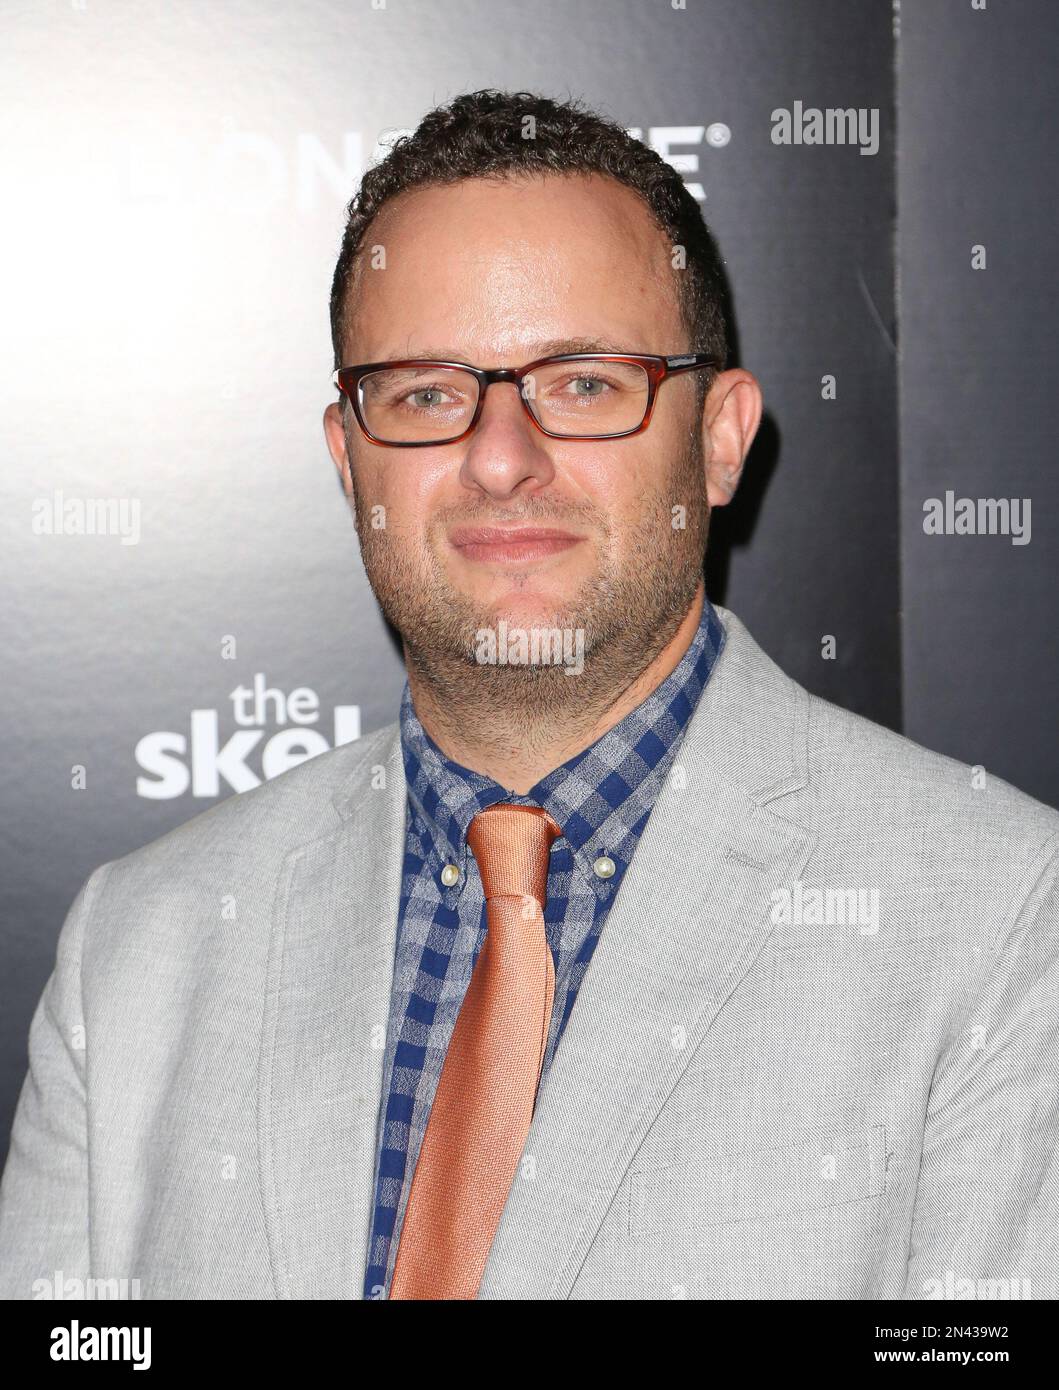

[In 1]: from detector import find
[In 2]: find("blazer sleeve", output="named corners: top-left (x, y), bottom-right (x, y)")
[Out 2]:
top-left (0, 863), bottom-right (109, 1299)
top-left (902, 838), bottom-right (1059, 1300)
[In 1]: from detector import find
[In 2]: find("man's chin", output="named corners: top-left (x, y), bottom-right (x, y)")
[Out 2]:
top-left (445, 584), bottom-right (581, 634)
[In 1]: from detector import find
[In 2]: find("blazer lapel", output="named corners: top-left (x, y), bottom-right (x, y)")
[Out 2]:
top-left (477, 607), bottom-right (815, 1299)
top-left (259, 722), bottom-right (405, 1299)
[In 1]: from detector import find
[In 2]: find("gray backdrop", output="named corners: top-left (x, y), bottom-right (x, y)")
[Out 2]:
top-left (1, 0), bottom-right (1055, 1157)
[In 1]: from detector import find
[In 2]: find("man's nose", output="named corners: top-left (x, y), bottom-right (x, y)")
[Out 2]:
top-left (458, 380), bottom-right (557, 497)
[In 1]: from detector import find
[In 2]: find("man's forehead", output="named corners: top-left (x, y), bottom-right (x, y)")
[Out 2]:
top-left (370, 171), bottom-right (674, 268)
top-left (346, 174), bottom-right (683, 360)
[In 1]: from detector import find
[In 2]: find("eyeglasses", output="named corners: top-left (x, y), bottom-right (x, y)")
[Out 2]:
top-left (331, 352), bottom-right (721, 446)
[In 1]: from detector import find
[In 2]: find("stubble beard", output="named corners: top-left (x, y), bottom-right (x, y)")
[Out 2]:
top-left (348, 432), bottom-right (710, 761)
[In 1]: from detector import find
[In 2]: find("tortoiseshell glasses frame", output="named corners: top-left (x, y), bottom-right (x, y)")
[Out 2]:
top-left (331, 352), bottom-right (722, 447)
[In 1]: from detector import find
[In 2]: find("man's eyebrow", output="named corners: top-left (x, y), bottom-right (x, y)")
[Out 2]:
top-left (374, 336), bottom-right (635, 362)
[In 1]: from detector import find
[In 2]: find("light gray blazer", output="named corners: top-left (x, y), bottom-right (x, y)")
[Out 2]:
top-left (2, 605), bottom-right (1058, 1300)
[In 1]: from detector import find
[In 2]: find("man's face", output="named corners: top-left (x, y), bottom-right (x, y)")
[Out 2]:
top-left (324, 172), bottom-right (752, 689)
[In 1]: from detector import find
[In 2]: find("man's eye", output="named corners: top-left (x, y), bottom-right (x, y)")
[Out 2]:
top-left (395, 384), bottom-right (457, 409)
top-left (555, 375), bottom-right (613, 397)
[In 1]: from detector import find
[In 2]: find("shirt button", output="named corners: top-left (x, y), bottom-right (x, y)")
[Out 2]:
top-left (592, 855), bottom-right (617, 880)
top-left (440, 864), bottom-right (460, 887)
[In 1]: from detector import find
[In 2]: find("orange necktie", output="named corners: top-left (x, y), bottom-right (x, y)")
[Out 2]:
top-left (388, 802), bottom-right (563, 1300)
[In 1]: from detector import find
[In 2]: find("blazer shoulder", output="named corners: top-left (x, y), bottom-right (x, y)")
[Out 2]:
top-left (106, 718), bottom-right (401, 879)
top-left (713, 609), bottom-right (1058, 911)
top-left (805, 689), bottom-right (1059, 849)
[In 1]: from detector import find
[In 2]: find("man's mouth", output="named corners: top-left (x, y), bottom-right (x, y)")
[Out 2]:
top-left (448, 525), bottom-right (584, 563)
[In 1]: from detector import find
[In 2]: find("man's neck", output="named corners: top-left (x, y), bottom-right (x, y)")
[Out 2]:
top-left (405, 582), bottom-right (706, 795)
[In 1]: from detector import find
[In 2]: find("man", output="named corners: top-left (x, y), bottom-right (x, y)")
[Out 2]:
top-left (2, 89), bottom-right (1057, 1302)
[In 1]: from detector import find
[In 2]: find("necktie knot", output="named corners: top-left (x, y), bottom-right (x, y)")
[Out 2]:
top-left (466, 803), bottom-right (562, 907)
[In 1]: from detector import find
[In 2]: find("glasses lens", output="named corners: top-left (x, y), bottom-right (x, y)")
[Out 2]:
top-left (522, 358), bottom-right (650, 437)
top-left (357, 365), bottom-right (480, 443)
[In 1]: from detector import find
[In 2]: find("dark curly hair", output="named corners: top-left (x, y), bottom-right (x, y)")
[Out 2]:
top-left (328, 89), bottom-right (729, 401)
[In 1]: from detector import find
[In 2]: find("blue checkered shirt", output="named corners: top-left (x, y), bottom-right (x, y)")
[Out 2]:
top-left (362, 596), bottom-right (727, 1297)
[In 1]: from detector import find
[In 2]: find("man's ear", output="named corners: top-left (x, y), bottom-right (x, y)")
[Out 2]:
top-left (323, 401), bottom-right (354, 496)
top-left (702, 369), bottom-right (763, 507)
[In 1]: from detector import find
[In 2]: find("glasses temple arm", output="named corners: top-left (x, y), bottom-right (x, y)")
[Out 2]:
top-left (664, 354), bottom-right (722, 374)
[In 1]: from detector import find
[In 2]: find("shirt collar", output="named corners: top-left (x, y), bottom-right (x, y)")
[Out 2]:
top-left (400, 594), bottom-right (726, 903)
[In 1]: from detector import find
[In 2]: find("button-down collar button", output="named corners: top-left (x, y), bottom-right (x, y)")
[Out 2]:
top-left (592, 855), bottom-right (617, 880)
top-left (440, 863), bottom-right (460, 887)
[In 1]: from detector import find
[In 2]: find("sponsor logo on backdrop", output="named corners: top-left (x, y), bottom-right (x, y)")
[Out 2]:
top-left (135, 674), bottom-right (360, 799)
top-left (625, 125), bottom-right (730, 201)
top-left (120, 125), bottom-right (725, 210)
